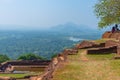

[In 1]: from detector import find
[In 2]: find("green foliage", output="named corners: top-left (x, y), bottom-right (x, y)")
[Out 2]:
top-left (0, 72), bottom-right (41, 79)
top-left (0, 31), bottom-right (101, 59)
top-left (0, 74), bottom-right (29, 79)
top-left (0, 54), bottom-right (10, 63)
top-left (94, 0), bottom-right (120, 28)
top-left (17, 53), bottom-right (44, 60)
top-left (51, 54), bottom-right (58, 59)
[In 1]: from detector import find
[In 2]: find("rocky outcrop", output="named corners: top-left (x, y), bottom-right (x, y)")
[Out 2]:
top-left (102, 31), bottom-right (112, 38)
top-left (102, 31), bottom-right (120, 39)
top-left (76, 40), bottom-right (106, 49)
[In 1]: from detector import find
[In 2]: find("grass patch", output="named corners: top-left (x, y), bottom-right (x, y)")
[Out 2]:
top-left (0, 72), bottom-right (42, 79)
top-left (87, 53), bottom-right (115, 60)
top-left (53, 49), bottom-right (120, 80)
top-left (110, 60), bottom-right (120, 76)
top-left (0, 74), bottom-right (29, 78)
top-left (94, 39), bottom-right (118, 44)
top-left (53, 62), bottom-right (85, 80)
top-left (94, 39), bottom-right (108, 43)
top-left (68, 49), bottom-right (84, 61)
top-left (53, 49), bottom-right (86, 80)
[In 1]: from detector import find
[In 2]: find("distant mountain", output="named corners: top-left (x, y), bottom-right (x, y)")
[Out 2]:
top-left (50, 22), bottom-right (97, 33)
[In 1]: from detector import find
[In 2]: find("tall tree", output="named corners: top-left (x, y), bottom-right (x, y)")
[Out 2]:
top-left (94, 0), bottom-right (120, 28)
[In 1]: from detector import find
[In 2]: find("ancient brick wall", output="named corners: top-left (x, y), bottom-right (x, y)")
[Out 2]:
top-left (76, 40), bottom-right (106, 49)
top-left (76, 40), bottom-right (96, 49)
top-left (105, 40), bottom-right (118, 47)
top-left (117, 46), bottom-right (120, 55)
top-left (0, 60), bottom-right (51, 74)
top-left (87, 46), bottom-right (117, 54)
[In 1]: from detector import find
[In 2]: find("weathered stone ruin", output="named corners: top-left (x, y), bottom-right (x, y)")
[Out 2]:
top-left (0, 46), bottom-right (78, 80)
top-left (0, 60), bottom-right (51, 80)
top-left (63, 49), bottom-right (78, 55)
top-left (30, 48), bottom-right (78, 80)
top-left (75, 40), bottom-right (96, 49)
top-left (76, 31), bottom-right (120, 57)
top-left (76, 40), bottom-right (105, 49)
top-left (87, 46), bottom-right (117, 54)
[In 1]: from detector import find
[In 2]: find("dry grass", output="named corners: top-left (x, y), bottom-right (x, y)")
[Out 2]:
top-left (53, 49), bottom-right (120, 80)
top-left (94, 39), bottom-right (119, 44)
top-left (110, 60), bottom-right (120, 76)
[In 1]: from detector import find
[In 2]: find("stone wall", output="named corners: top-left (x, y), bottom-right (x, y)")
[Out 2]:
top-left (76, 40), bottom-right (106, 49)
top-left (0, 60), bottom-right (51, 73)
top-left (76, 40), bottom-right (97, 49)
top-left (87, 46), bottom-right (117, 54)
top-left (105, 40), bottom-right (119, 47)
top-left (86, 40), bottom-right (118, 54)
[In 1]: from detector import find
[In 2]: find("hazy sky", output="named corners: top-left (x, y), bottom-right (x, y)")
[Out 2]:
top-left (0, 0), bottom-right (98, 29)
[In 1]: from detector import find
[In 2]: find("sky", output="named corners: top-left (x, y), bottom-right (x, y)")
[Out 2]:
top-left (0, 0), bottom-right (99, 29)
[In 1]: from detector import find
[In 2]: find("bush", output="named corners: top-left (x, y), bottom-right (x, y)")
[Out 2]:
top-left (51, 54), bottom-right (58, 59)
top-left (0, 54), bottom-right (10, 63)
top-left (17, 53), bottom-right (45, 60)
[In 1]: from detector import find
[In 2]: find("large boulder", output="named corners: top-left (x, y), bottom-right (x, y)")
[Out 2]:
top-left (102, 31), bottom-right (112, 38)
top-left (110, 32), bottom-right (120, 39)
top-left (102, 31), bottom-right (120, 39)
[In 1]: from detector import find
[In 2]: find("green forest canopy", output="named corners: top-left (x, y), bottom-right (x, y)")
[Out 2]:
top-left (17, 53), bottom-right (45, 60)
top-left (0, 54), bottom-right (10, 63)
top-left (94, 0), bottom-right (120, 28)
